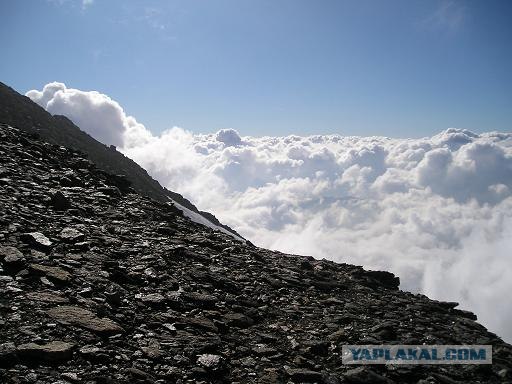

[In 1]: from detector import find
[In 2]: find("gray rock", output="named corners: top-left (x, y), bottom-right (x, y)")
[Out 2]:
top-left (47, 306), bottom-right (124, 335)
top-left (17, 341), bottom-right (74, 363)
top-left (20, 232), bottom-right (53, 250)
top-left (197, 354), bottom-right (223, 369)
top-left (125, 367), bottom-right (155, 382)
top-left (26, 291), bottom-right (69, 303)
top-left (0, 246), bottom-right (24, 264)
top-left (59, 227), bottom-right (85, 243)
top-left (60, 372), bottom-right (79, 382)
top-left (223, 312), bottom-right (254, 328)
top-left (136, 292), bottom-right (166, 305)
top-left (30, 263), bottom-right (71, 283)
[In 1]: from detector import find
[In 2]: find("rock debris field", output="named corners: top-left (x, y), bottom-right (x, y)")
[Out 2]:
top-left (0, 122), bottom-right (511, 383)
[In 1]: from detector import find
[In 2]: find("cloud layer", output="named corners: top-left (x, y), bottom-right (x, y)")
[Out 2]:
top-left (27, 83), bottom-right (512, 342)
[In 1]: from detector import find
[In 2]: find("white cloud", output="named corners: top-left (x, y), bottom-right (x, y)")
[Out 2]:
top-left (27, 83), bottom-right (512, 342)
top-left (216, 128), bottom-right (243, 147)
top-left (82, 0), bottom-right (93, 9)
top-left (47, 0), bottom-right (94, 9)
top-left (421, 0), bottom-right (468, 33)
top-left (26, 82), bottom-right (150, 147)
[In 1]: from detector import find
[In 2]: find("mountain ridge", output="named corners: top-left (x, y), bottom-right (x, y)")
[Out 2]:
top-left (0, 81), bottom-right (243, 241)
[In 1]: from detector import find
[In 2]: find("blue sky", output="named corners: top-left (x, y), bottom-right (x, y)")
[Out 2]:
top-left (1, 0), bottom-right (511, 137)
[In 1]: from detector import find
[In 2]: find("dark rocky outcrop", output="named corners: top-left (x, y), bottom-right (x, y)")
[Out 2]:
top-left (1, 123), bottom-right (511, 383)
top-left (0, 81), bottom-right (242, 239)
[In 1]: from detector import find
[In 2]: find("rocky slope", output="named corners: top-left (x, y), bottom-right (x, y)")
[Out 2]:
top-left (0, 82), bottom-right (241, 239)
top-left (1, 123), bottom-right (512, 384)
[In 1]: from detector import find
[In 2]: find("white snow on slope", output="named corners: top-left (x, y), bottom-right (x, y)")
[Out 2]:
top-left (168, 198), bottom-right (245, 242)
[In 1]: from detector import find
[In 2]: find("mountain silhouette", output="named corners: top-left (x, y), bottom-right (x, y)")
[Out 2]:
top-left (0, 82), bottom-right (243, 240)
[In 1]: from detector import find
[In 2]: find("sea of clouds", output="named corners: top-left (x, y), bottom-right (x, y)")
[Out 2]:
top-left (27, 82), bottom-right (512, 341)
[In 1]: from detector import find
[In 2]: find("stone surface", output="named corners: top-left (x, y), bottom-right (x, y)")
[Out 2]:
top-left (197, 354), bottom-right (223, 369)
top-left (46, 306), bottom-right (124, 335)
top-left (286, 368), bottom-right (324, 382)
top-left (17, 341), bottom-right (75, 363)
top-left (59, 227), bottom-right (85, 243)
top-left (26, 291), bottom-right (69, 303)
top-left (29, 264), bottom-right (71, 283)
top-left (20, 232), bottom-right (52, 250)
top-left (0, 246), bottom-right (24, 264)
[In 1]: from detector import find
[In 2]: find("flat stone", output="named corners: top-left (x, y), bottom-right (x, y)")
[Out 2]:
top-left (182, 292), bottom-right (218, 308)
top-left (197, 354), bottom-right (223, 369)
top-left (286, 368), bottom-right (323, 382)
top-left (30, 263), bottom-right (71, 283)
top-left (20, 232), bottom-right (53, 250)
top-left (126, 367), bottom-right (155, 381)
top-left (60, 372), bottom-right (79, 382)
top-left (141, 339), bottom-right (162, 359)
top-left (59, 227), bottom-right (85, 243)
top-left (78, 345), bottom-right (110, 363)
top-left (177, 317), bottom-right (219, 333)
top-left (0, 246), bottom-right (24, 264)
top-left (17, 341), bottom-right (74, 363)
top-left (26, 291), bottom-right (69, 303)
top-left (79, 345), bottom-right (102, 355)
top-left (252, 346), bottom-right (279, 356)
top-left (47, 306), bottom-right (124, 335)
top-left (223, 312), bottom-right (254, 328)
top-left (135, 292), bottom-right (166, 305)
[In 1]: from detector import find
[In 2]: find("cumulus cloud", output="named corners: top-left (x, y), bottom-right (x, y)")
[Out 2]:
top-left (27, 83), bottom-right (512, 342)
top-left (216, 128), bottom-right (243, 147)
top-left (26, 82), bottom-right (149, 147)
